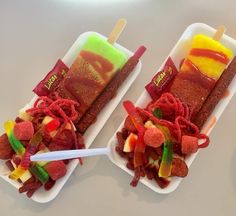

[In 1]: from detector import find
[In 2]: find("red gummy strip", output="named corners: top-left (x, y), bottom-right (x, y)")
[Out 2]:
top-left (26, 189), bottom-right (37, 198)
top-left (198, 133), bottom-right (210, 148)
top-left (147, 92), bottom-right (190, 121)
top-left (136, 93), bottom-right (204, 143)
top-left (5, 160), bottom-right (14, 171)
top-left (123, 101), bottom-right (146, 154)
top-left (19, 182), bottom-right (42, 193)
top-left (123, 101), bottom-right (146, 132)
top-left (24, 176), bottom-right (36, 185)
top-left (27, 93), bottom-right (79, 123)
top-left (44, 178), bottom-right (56, 191)
top-left (12, 155), bottom-right (21, 166)
top-left (136, 108), bottom-right (175, 131)
top-left (174, 116), bottom-right (200, 142)
top-left (27, 94), bottom-right (83, 166)
top-left (20, 151), bottom-right (31, 169)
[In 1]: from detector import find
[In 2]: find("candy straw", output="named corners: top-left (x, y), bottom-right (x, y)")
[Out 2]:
top-left (107, 18), bottom-right (127, 44)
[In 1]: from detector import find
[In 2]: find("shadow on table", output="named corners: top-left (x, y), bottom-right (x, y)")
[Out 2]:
top-left (74, 155), bottom-right (170, 204)
top-left (0, 177), bottom-right (52, 212)
top-left (230, 148), bottom-right (236, 192)
top-left (70, 114), bottom-right (172, 204)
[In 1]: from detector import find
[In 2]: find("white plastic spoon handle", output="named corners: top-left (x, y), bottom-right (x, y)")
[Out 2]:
top-left (30, 148), bottom-right (109, 162)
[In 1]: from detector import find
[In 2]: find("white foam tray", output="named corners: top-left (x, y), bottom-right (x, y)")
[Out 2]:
top-left (0, 32), bottom-right (142, 203)
top-left (107, 23), bottom-right (236, 194)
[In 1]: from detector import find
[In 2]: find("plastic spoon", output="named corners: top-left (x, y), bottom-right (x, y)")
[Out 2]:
top-left (31, 147), bottom-right (111, 162)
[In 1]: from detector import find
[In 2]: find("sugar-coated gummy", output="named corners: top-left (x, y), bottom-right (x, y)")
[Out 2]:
top-left (13, 121), bottom-right (34, 141)
top-left (44, 161), bottom-right (67, 181)
top-left (0, 133), bottom-right (14, 159)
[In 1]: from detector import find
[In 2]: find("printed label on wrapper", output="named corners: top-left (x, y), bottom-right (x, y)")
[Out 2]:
top-left (33, 59), bottom-right (69, 96)
top-left (145, 57), bottom-right (178, 100)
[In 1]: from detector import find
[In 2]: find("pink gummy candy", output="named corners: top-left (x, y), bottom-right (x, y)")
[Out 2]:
top-left (13, 121), bottom-right (34, 141)
top-left (143, 127), bottom-right (165, 148)
top-left (44, 161), bottom-right (67, 181)
top-left (181, 135), bottom-right (198, 154)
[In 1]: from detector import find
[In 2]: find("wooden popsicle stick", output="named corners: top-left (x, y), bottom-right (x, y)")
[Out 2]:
top-left (213, 25), bottom-right (226, 41)
top-left (107, 18), bottom-right (127, 44)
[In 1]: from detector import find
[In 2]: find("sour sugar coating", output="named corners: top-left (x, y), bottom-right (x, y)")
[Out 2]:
top-left (194, 57), bottom-right (236, 129)
top-left (181, 135), bottom-right (198, 154)
top-left (143, 127), bottom-right (165, 148)
top-left (170, 34), bottom-right (233, 117)
top-left (13, 121), bottom-right (34, 141)
top-left (0, 134), bottom-right (14, 159)
top-left (57, 33), bottom-right (127, 121)
top-left (44, 161), bottom-right (67, 181)
top-left (171, 157), bottom-right (188, 177)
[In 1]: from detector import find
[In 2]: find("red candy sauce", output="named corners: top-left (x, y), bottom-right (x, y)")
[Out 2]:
top-left (190, 48), bottom-right (229, 64)
top-left (180, 59), bottom-right (216, 90)
top-left (80, 50), bottom-right (114, 83)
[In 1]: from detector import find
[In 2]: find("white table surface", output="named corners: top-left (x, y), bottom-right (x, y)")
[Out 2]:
top-left (1, 0), bottom-right (236, 215)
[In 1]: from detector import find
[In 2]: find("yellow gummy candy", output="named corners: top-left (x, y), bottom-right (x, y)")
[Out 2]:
top-left (4, 121), bottom-right (15, 136)
top-left (9, 166), bottom-right (26, 180)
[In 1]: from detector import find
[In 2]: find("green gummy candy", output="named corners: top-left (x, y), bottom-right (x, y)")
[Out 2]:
top-left (30, 165), bottom-right (49, 183)
top-left (161, 140), bottom-right (173, 164)
top-left (153, 108), bottom-right (163, 119)
top-left (9, 132), bottom-right (25, 155)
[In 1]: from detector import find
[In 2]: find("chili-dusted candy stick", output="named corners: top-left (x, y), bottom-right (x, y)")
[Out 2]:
top-left (194, 57), bottom-right (236, 129)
